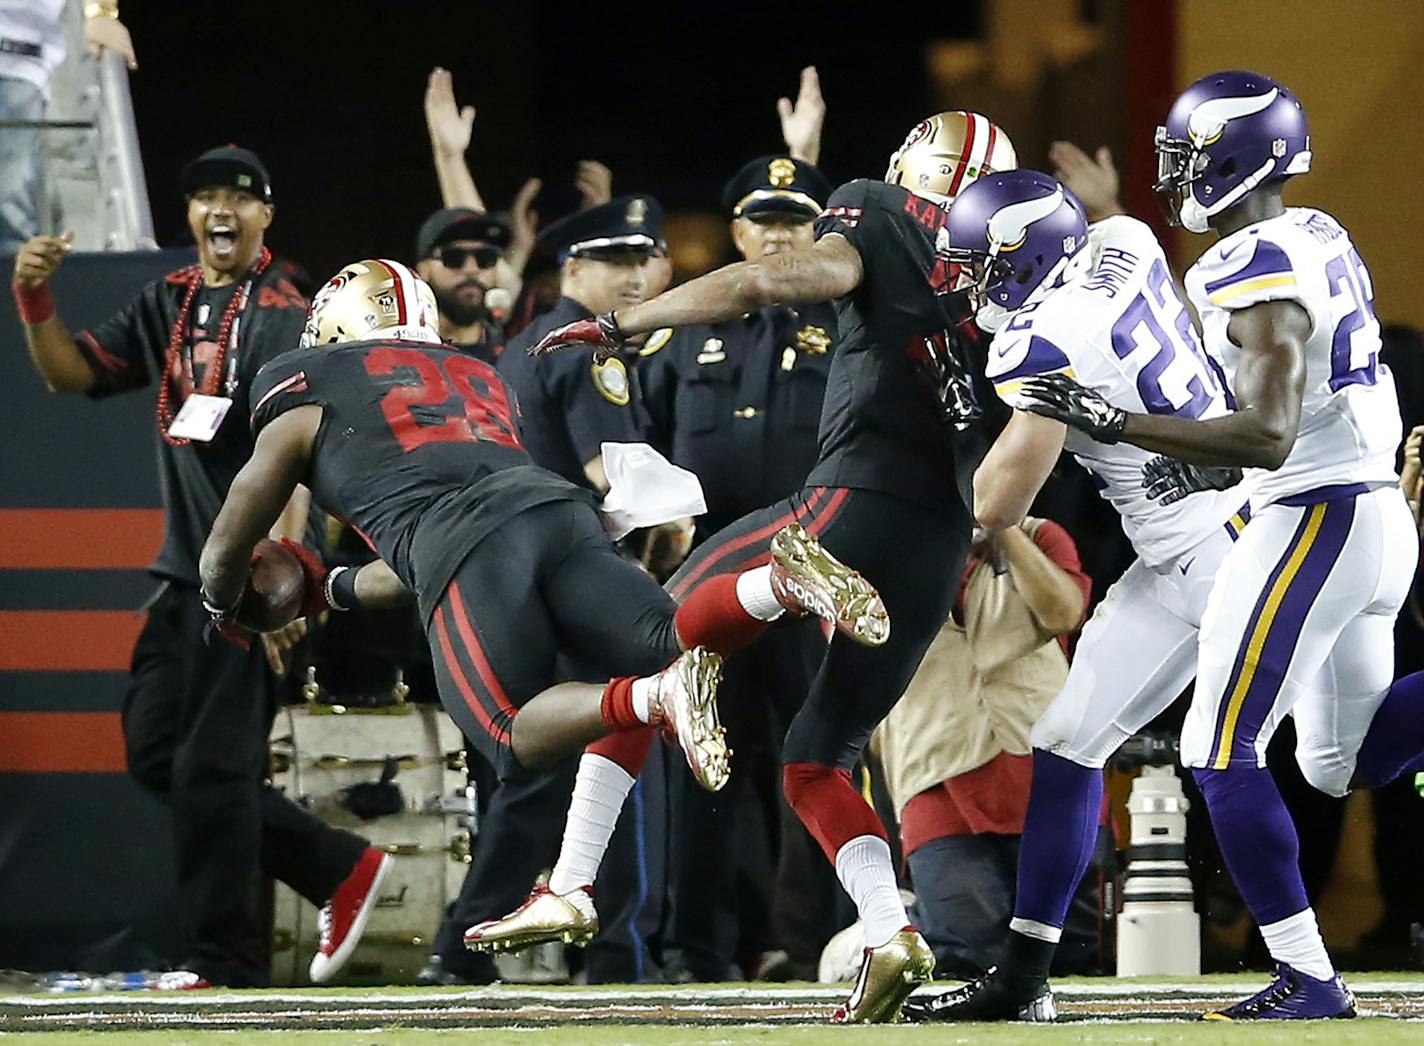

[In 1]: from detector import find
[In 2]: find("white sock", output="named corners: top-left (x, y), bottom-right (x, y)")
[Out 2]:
top-left (547, 753), bottom-right (634, 895)
top-left (630, 676), bottom-right (657, 724)
top-left (833, 834), bottom-right (908, 949)
top-left (1260, 908), bottom-right (1335, 981)
top-left (736, 564), bottom-right (785, 621)
top-left (1009, 917), bottom-right (1063, 944)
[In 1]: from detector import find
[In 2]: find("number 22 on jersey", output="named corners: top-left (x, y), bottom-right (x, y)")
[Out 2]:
top-left (365, 347), bottom-right (520, 453)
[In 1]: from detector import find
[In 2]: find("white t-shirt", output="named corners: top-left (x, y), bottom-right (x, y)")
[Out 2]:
top-left (987, 216), bottom-right (1249, 567)
top-left (0, 0), bottom-right (67, 97)
top-left (1184, 207), bottom-right (1401, 508)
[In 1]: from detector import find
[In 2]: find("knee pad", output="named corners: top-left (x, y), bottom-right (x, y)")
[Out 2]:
top-left (1296, 753), bottom-right (1353, 799)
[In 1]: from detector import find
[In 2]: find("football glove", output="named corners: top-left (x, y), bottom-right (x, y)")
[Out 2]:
top-left (1017, 374), bottom-right (1127, 444)
top-left (529, 312), bottom-right (629, 363)
top-left (1142, 455), bottom-right (1243, 506)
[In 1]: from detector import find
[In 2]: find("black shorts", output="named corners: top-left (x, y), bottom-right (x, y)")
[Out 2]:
top-left (427, 500), bottom-right (681, 777)
top-left (667, 485), bottom-right (970, 771)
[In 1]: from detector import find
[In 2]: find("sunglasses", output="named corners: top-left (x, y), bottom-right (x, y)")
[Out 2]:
top-left (434, 245), bottom-right (502, 270)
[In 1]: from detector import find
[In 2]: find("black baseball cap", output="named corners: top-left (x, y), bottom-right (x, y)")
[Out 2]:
top-left (722, 155), bottom-right (831, 220)
top-left (536, 194), bottom-right (664, 260)
top-left (415, 207), bottom-right (512, 260)
top-left (181, 144), bottom-right (272, 202)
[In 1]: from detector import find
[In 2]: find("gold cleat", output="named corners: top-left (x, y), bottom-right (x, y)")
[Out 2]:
top-left (831, 928), bottom-right (936, 1024)
top-left (770, 523), bottom-right (890, 646)
top-left (650, 646), bottom-right (730, 793)
top-left (464, 885), bottom-right (598, 954)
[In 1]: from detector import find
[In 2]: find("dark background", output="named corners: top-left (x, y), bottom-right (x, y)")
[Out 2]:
top-left (122, 3), bottom-right (982, 281)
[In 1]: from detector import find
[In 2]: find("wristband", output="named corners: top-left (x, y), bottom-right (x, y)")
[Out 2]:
top-left (596, 311), bottom-right (627, 344)
top-left (324, 565), bottom-right (358, 611)
top-left (12, 282), bottom-right (56, 325)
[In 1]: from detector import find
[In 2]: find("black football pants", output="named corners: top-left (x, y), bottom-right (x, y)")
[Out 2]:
top-left (666, 485), bottom-right (969, 771)
top-left (121, 581), bottom-right (367, 987)
top-left (426, 500), bottom-right (680, 778)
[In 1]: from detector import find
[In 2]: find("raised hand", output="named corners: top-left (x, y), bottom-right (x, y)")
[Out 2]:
top-left (1016, 373), bottom-right (1127, 444)
top-left (1048, 141), bottom-right (1124, 221)
top-left (778, 66), bottom-right (826, 165)
top-left (1141, 456), bottom-right (1243, 505)
top-left (84, 15), bottom-right (138, 69)
top-left (12, 233), bottom-right (73, 290)
top-left (425, 67), bottom-right (475, 159)
top-left (575, 161), bottom-right (613, 210)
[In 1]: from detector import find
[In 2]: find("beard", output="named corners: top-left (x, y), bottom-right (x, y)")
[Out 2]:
top-left (433, 281), bottom-right (488, 327)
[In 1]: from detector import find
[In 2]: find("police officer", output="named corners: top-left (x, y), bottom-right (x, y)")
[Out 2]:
top-left (499, 194), bottom-right (665, 492)
top-left (413, 206), bottom-right (514, 364)
top-left (641, 156), bottom-right (846, 981)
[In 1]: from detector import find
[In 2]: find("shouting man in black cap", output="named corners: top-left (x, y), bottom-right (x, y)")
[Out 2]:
top-left (11, 144), bottom-right (385, 990)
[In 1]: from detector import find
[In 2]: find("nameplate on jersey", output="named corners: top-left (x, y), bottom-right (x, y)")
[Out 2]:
top-left (696, 338), bottom-right (726, 365)
top-left (167, 394), bottom-right (233, 442)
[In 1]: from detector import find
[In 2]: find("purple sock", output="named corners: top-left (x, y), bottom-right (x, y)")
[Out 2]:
top-left (1193, 764), bottom-right (1308, 926)
top-left (1013, 749), bottom-right (1103, 929)
top-left (1355, 670), bottom-right (1424, 789)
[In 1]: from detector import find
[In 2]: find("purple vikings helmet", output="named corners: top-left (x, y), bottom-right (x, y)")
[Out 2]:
top-left (939, 170), bottom-right (1088, 332)
top-left (1155, 70), bottom-right (1311, 233)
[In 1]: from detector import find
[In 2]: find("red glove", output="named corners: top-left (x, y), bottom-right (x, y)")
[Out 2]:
top-left (277, 537), bottom-right (331, 618)
top-left (529, 311), bottom-right (628, 362)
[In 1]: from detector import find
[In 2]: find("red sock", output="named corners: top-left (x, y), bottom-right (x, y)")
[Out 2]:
top-left (599, 676), bottom-right (644, 731)
top-left (783, 761), bottom-right (889, 864)
top-left (587, 727), bottom-right (655, 776)
top-left (674, 573), bottom-right (770, 655)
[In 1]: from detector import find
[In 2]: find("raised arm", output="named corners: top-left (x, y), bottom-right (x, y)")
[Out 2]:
top-left (1019, 299), bottom-right (1308, 470)
top-left (200, 405), bottom-right (319, 612)
top-left (424, 67), bottom-right (485, 212)
top-left (531, 234), bottom-right (863, 358)
top-left (778, 66), bottom-right (826, 166)
top-left (12, 234), bottom-right (96, 394)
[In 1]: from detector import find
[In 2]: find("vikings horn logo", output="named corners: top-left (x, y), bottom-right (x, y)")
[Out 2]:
top-left (987, 186), bottom-right (1065, 253)
top-left (1186, 88), bottom-right (1278, 146)
top-left (768, 158), bottom-right (797, 188)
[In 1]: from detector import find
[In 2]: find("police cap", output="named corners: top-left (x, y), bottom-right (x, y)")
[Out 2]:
top-left (537, 194), bottom-right (664, 260)
top-left (721, 156), bottom-right (831, 220)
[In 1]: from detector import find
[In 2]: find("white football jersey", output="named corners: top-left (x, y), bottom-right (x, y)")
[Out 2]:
top-left (987, 216), bottom-right (1249, 567)
top-left (1184, 207), bottom-right (1401, 507)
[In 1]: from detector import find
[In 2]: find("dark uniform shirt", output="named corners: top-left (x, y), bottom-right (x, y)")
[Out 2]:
top-left (72, 262), bottom-right (308, 585)
top-left (250, 339), bottom-right (590, 624)
top-left (808, 179), bottom-right (990, 514)
top-left (640, 303), bottom-right (836, 536)
top-left (498, 295), bottom-right (645, 489)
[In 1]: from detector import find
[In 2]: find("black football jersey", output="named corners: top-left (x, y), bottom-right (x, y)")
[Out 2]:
top-left (250, 339), bottom-right (591, 621)
top-left (809, 179), bottom-right (990, 514)
top-left (73, 262), bottom-right (309, 584)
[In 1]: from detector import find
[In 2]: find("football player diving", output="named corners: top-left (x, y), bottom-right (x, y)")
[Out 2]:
top-left (198, 258), bottom-right (888, 812)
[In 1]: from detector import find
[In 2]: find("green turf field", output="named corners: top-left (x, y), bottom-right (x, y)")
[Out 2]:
top-left (3, 975), bottom-right (1422, 1043)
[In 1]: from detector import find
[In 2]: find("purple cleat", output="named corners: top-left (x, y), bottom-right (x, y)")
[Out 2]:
top-left (1203, 964), bottom-right (1356, 1021)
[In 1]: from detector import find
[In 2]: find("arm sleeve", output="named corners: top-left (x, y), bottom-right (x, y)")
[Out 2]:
top-left (986, 331), bottom-right (1077, 403)
top-left (1198, 233), bottom-right (1324, 334)
top-left (73, 279), bottom-right (169, 399)
top-left (1029, 519), bottom-right (1092, 623)
top-left (813, 179), bottom-right (875, 250)
top-left (250, 350), bottom-right (325, 435)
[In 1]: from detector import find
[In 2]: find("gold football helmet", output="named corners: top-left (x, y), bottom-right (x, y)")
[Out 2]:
top-left (302, 258), bottom-right (441, 347)
top-left (885, 112), bottom-right (1018, 206)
